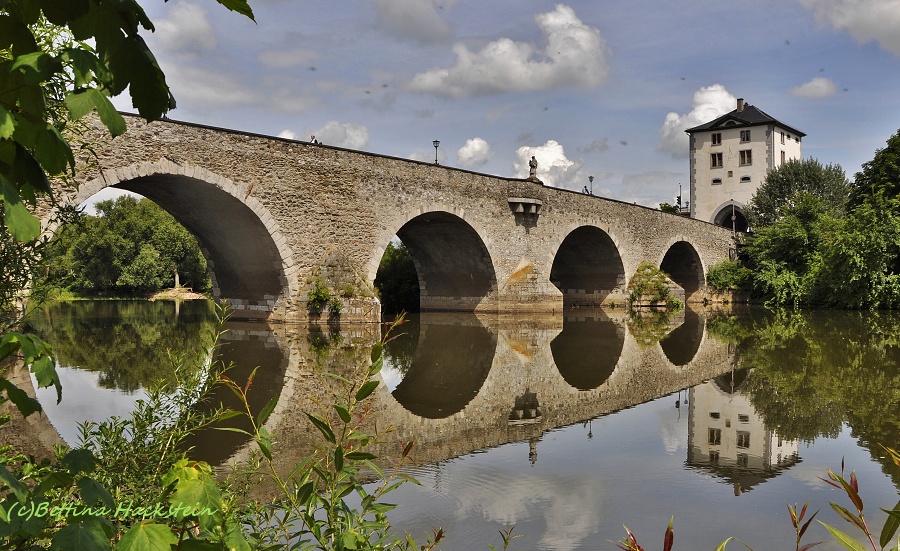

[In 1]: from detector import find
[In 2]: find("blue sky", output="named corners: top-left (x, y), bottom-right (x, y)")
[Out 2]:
top-left (107, 0), bottom-right (900, 208)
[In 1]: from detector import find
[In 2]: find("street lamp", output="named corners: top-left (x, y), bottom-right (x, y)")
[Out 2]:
top-left (589, 175), bottom-right (594, 195)
top-left (433, 140), bottom-right (440, 165)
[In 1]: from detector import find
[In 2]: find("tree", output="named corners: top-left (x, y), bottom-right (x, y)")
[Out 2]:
top-left (49, 196), bottom-right (212, 296)
top-left (1, 0), bottom-right (253, 425)
top-left (849, 127), bottom-right (900, 207)
top-left (658, 202), bottom-right (678, 214)
top-left (747, 158), bottom-right (850, 228)
top-left (374, 241), bottom-right (420, 315)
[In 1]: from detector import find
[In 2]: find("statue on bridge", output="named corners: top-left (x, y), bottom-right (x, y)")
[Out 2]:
top-left (528, 156), bottom-right (538, 180)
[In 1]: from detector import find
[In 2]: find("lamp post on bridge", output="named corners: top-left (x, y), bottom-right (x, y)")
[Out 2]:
top-left (433, 140), bottom-right (440, 165)
top-left (589, 175), bottom-right (594, 195)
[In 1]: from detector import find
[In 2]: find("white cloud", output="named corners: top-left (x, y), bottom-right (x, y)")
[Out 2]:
top-left (799, 0), bottom-right (900, 56)
top-left (313, 121), bottom-right (369, 149)
top-left (457, 137), bottom-right (492, 168)
top-left (277, 129), bottom-right (299, 140)
top-left (369, 0), bottom-right (454, 45)
top-left (406, 4), bottom-right (611, 98)
top-left (258, 48), bottom-right (319, 69)
top-left (658, 84), bottom-right (736, 158)
top-left (514, 140), bottom-right (585, 189)
top-left (790, 76), bottom-right (838, 98)
top-left (155, 2), bottom-right (217, 54)
top-left (449, 464), bottom-right (606, 551)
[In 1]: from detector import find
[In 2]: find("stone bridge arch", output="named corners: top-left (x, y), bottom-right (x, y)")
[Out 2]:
top-left (658, 238), bottom-right (706, 303)
top-left (368, 207), bottom-right (499, 313)
top-left (58, 160), bottom-right (299, 319)
top-left (549, 224), bottom-right (627, 307)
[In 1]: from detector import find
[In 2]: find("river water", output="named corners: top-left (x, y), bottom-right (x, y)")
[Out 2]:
top-left (23, 301), bottom-right (900, 550)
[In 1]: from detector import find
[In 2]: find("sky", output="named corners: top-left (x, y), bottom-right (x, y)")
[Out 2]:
top-left (104, 0), bottom-right (900, 209)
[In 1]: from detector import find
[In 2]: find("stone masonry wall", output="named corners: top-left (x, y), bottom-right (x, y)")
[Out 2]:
top-left (57, 116), bottom-right (735, 322)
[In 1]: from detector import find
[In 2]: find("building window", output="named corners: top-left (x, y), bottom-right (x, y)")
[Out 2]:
top-left (738, 414), bottom-right (750, 423)
top-left (711, 152), bottom-right (723, 168)
top-left (712, 133), bottom-right (722, 146)
top-left (737, 431), bottom-right (750, 449)
top-left (712, 178), bottom-right (722, 185)
top-left (709, 451), bottom-right (720, 464)
top-left (740, 130), bottom-right (751, 142)
top-left (781, 150), bottom-right (786, 165)
top-left (739, 150), bottom-right (752, 166)
top-left (708, 428), bottom-right (722, 445)
top-left (710, 412), bottom-right (720, 419)
top-left (781, 131), bottom-right (785, 144)
top-left (740, 176), bottom-right (751, 183)
top-left (737, 453), bottom-right (749, 467)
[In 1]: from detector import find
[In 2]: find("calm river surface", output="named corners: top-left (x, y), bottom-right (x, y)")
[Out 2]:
top-left (24, 301), bottom-right (900, 551)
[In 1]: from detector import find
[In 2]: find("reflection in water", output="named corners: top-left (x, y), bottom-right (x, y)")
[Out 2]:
top-left (187, 323), bottom-right (288, 465)
top-left (659, 307), bottom-right (704, 366)
top-left (29, 300), bottom-right (216, 392)
top-left (27, 301), bottom-right (284, 463)
top-left (20, 302), bottom-right (900, 549)
top-left (549, 314), bottom-right (624, 390)
top-left (387, 314), bottom-right (497, 419)
top-left (686, 373), bottom-right (800, 495)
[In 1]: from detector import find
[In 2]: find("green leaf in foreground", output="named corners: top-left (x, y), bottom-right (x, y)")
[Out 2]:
top-left (881, 500), bottom-right (900, 549)
top-left (818, 521), bottom-right (868, 551)
top-left (355, 380), bottom-right (379, 402)
top-left (116, 522), bottom-right (178, 551)
top-left (50, 519), bottom-right (110, 551)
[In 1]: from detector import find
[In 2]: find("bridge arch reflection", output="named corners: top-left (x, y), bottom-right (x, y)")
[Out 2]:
top-left (550, 315), bottom-right (625, 390)
top-left (659, 308), bottom-right (705, 366)
top-left (385, 315), bottom-right (497, 418)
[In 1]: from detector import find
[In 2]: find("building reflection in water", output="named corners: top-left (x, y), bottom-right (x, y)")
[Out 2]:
top-left (686, 368), bottom-right (801, 495)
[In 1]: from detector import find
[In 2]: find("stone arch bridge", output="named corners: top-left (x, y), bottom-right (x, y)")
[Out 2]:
top-left (56, 115), bottom-right (734, 322)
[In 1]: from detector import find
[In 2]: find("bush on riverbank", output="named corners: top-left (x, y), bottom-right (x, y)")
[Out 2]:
top-left (711, 129), bottom-right (900, 309)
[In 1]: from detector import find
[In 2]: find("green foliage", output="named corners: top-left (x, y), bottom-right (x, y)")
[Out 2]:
top-left (627, 261), bottom-right (671, 304)
top-left (374, 242), bottom-right (420, 315)
top-left (659, 202), bottom-right (679, 214)
top-left (28, 300), bottom-right (216, 392)
top-left (730, 130), bottom-right (900, 307)
top-left (748, 158), bottom-right (851, 228)
top-left (328, 295), bottom-right (343, 315)
top-left (48, 196), bottom-right (212, 297)
top-left (814, 195), bottom-right (900, 309)
top-left (307, 277), bottom-right (332, 313)
top-left (705, 259), bottom-right (752, 292)
top-left (627, 310), bottom-right (677, 348)
top-left (850, 128), bottom-right (900, 208)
